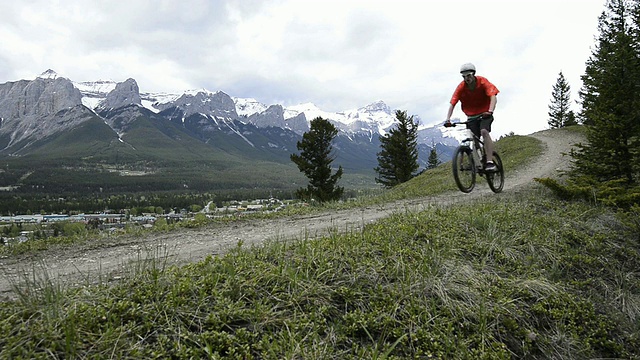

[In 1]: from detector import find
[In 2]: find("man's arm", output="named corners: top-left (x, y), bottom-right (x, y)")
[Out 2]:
top-left (488, 95), bottom-right (497, 113)
top-left (446, 103), bottom-right (455, 121)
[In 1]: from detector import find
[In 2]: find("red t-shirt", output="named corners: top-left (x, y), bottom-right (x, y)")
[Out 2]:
top-left (449, 76), bottom-right (500, 116)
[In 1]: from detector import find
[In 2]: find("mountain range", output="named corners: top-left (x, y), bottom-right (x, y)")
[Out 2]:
top-left (0, 69), bottom-right (459, 195)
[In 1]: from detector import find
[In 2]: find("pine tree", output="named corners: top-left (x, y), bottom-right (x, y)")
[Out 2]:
top-left (374, 110), bottom-right (419, 187)
top-left (548, 71), bottom-right (573, 128)
top-left (573, 0), bottom-right (640, 184)
top-left (564, 110), bottom-right (578, 127)
top-left (427, 142), bottom-right (441, 169)
top-left (290, 117), bottom-right (344, 202)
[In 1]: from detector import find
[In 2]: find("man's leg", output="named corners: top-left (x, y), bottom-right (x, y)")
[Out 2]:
top-left (481, 129), bottom-right (494, 163)
top-left (479, 117), bottom-right (495, 168)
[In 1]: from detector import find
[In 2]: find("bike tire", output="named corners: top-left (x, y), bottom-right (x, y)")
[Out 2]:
top-left (452, 146), bottom-right (476, 193)
top-left (486, 151), bottom-right (504, 193)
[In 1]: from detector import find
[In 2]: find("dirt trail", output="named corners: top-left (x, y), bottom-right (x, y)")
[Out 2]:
top-left (0, 129), bottom-right (583, 300)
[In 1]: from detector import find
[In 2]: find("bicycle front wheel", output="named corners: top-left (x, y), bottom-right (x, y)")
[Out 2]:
top-left (452, 146), bottom-right (476, 193)
top-left (486, 151), bottom-right (504, 193)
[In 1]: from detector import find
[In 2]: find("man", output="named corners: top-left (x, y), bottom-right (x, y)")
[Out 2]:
top-left (445, 63), bottom-right (500, 171)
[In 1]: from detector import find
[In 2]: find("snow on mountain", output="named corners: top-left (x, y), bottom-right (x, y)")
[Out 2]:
top-left (283, 101), bottom-right (393, 126)
top-left (74, 79), bottom-right (118, 94)
top-left (347, 101), bottom-right (397, 133)
top-left (37, 69), bottom-right (61, 80)
top-left (72, 77), bottom-right (182, 113)
top-left (140, 89), bottom-right (228, 114)
top-left (73, 79), bottom-right (118, 109)
top-left (277, 100), bottom-right (398, 135)
top-left (61, 68), bottom-right (457, 145)
top-left (233, 97), bottom-right (268, 117)
top-left (439, 118), bottom-right (472, 144)
top-left (139, 92), bottom-right (181, 112)
top-left (284, 102), bottom-right (341, 123)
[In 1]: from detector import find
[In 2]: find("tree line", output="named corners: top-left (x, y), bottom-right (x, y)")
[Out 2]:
top-left (542, 0), bottom-right (640, 207)
top-left (0, 189), bottom-right (300, 216)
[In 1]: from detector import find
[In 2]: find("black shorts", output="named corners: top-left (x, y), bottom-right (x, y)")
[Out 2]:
top-left (467, 114), bottom-right (493, 138)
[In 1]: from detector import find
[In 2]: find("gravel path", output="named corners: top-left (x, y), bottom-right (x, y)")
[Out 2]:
top-left (0, 129), bottom-right (584, 300)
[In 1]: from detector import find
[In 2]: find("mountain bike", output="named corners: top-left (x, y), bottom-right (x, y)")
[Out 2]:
top-left (444, 115), bottom-right (504, 193)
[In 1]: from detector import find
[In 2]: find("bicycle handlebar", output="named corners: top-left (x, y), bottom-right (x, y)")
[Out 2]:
top-left (443, 113), bottom-right (492, 127)
top-left (444, 121), bottom-right (470, 128)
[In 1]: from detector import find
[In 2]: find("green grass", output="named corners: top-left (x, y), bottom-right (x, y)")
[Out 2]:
top-left (1, 192), bottom-right (638, 358)
top-left (1, 128), bottom-right (638, 358)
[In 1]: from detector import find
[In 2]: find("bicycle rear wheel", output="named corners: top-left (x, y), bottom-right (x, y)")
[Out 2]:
top-left (486, 151), bottom-right (504, 193)
top-left (452, 146), bottom-right (476, 193)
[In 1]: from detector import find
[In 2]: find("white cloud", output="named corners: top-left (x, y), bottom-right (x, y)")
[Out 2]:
top-left (0, 0), bottom-right (606, 136)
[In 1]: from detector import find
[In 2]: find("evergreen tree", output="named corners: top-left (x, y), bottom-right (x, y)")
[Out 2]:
top-left (548, 71), bottom-right (573, 128)
top-left (374, 110), bottom-right (419, 187)
top-left (573, 0), bottom-right (640, 184)
top-left (427, 142), bottom-right (441, 169)
top-left (564, 110), bottom-right (578, 127)
top-left (290, 117), bottom-right (344, 202)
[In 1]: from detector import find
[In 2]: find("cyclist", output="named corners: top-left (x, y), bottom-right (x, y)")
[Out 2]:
top-left (445, 63), bottom-right (500, 171)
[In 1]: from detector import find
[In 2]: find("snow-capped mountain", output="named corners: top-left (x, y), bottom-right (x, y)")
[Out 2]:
top-left (0, 69), bottom-right (466, 197)
top-left (37, 69), bottom-right (60, 80)
top-left (0, 70), bottom-right (459, 172)
top-left (68, 70), bottom-right (457, 146)
top-left (281, 101), bottom-right (397, 136)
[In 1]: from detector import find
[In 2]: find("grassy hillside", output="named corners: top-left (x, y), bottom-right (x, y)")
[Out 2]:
top-left (20, 116), bottom-right (124, 160)
top-left (0, 129), bottom-right (638, 358)
top-left (0, 108), bottom-right (380, 196)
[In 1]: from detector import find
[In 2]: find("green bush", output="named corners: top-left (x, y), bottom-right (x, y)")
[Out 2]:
top-left (535, 176), bottom-right (640, 209)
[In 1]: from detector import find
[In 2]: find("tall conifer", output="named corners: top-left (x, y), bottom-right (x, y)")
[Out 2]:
top-left (374, 110), bottom-right (419, 187)
top-left (573, 0), bottom-right (640, 184)
top-left (548, 71), bottom-right (573, 128)
top-left (290, 117), bottom-right (344, 202)
top-left (427, 143), bottom-right (441, 169)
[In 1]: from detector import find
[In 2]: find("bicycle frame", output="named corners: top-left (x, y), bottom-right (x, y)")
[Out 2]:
top-left (445, 115), bottom-right (504, 193)
top-left (453, 119), bottom-right (488, 172)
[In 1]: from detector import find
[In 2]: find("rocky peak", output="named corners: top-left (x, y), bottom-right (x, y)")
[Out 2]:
top-left (284, 112), bottom-right (309, 135)
top-left (154, 90), bottom-right (238, 119)
top-left (246, 104), bottom-right (285, 128)
top-left (361, 100), bottom-right (391, 114)
top-left (245, 105), bottom-right (310, 135)
top-left (97, 78), bottom-right (142, 110)
top-left (37, 69), bottom-right (60, 80)
top-left (0, 74), bottom-right (82, 120)
top-left (0, 73), bottom-right (88, 152)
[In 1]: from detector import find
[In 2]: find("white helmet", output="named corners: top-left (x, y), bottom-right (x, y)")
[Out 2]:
top-left (460, 63), bottom-right (476, 74)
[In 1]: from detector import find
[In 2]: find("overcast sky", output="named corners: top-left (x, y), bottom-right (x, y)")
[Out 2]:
top-left (0, 0), bottom-right (605, 136)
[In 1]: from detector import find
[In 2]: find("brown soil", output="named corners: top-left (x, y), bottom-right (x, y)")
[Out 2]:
top-left (0, 129), bottom-right (584, 300)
